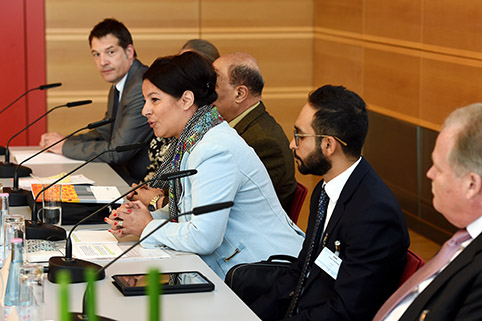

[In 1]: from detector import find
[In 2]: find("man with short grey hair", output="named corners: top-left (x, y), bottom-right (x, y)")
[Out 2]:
top-left (374, 103), bottom-right (482, 321)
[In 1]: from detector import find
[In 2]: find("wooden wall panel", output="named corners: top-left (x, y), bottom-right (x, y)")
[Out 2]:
top-left (423, 0), bottom-right (482, 52)
top-left (46, 0), bottom-right (199, 29)
top-left (314, 38), bottom-right (363, 93)
top-left (420, 59), bottom-right (482, 128)
top-left (364, 49), bottom-right (420, 119)
top-left (48, 103), bottom-right (106, 135)
top-left (201, 0), bottom-right (313, 28)
top-left (47, 40), bottom-right (104, 91)
top-left (364, 0), bottom-right (422, 42)
top-left (314, 0), bottom-right (363, 32)
top-left (207, 38), bottom-right (313, 88)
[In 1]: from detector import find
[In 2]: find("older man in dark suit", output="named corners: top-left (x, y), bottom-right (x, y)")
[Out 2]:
top-left (213, 52), bottom-right (296, 212)
top-left (251, 85), bottom-right (410, 321)
top-left (374, 103), bottom-right (482, 321)
top-left (40, 18), bottom-right (153, 184)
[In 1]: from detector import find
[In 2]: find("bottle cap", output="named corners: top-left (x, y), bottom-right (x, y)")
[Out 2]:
top-left (11, 238), bottom-right (23, 244)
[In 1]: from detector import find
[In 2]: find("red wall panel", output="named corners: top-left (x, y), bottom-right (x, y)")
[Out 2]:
top-left (0, 0), bottom-right (46, 147)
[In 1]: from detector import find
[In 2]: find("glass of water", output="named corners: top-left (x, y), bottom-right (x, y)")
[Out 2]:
top-left (40, 184), bottom-right (62, 226)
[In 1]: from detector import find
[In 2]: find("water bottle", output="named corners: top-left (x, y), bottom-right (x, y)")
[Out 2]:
top-left (4, 238), bottom-right (23, 308)
top-left (0, 193), bottom-right (9, 268)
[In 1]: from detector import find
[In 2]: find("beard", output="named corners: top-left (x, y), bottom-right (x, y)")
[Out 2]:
top-left (294, 145), bottom-right (332, 176)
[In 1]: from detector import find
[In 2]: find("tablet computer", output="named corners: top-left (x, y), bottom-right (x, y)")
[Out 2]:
top-left (112, 271), bottom-right (215, 296)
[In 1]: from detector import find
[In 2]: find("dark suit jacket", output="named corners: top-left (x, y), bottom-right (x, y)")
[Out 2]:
top-left (251, 158), bottom-right (410, 321)
top-left (234, 101), bottom-right (297, 212)
top-left (62, 59), bottom-right (153, 184)
top-left (399, 231), bottom-right (482, 321)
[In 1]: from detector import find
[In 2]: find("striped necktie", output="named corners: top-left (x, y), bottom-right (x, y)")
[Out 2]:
top-left (285, 186), bottom-right (329, 318)
top-left (373, 228), bottom-right (471, 321)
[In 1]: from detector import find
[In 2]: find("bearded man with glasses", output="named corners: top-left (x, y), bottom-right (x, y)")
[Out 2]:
top-left (251, 84), bottom-right (410, 321)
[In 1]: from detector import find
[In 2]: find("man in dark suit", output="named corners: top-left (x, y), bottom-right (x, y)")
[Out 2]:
top-left (374, 103), bottom-right (482, 321)
top-left (40, 18), bottom-right (153, 184)
top-left (213, 52), bottom-right (296, 212)
top-left (250, 85), bottom-right (410, 320)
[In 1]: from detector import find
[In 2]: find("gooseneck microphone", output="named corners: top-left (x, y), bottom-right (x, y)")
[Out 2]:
top-left (67, 201), bottom-right (234, 321)
top-left (0, 82), bottom-right (62, 116)
top-left (0, 99), bottom-right (92, 178)
top-left (3, 118), bottom-right (114, 206)
top-left (26, 141), bottom-right (147, 241)
top-left (47, 169), bottom-right (198, 284)
top-left (0, 83), bottom-right (62, 155)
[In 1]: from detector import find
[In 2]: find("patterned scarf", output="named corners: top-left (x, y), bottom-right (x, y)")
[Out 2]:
top-left (151, 105), bottom-right (223, 219)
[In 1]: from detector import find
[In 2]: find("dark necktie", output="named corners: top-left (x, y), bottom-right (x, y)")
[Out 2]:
top-left (110, 86), bottom-right (120, 137)
top-left (373, 228), bottom-right (471, 321)
top-left (285, 186), bottom-right (330, 318)
top-left (112, 86), bottom-right (120, 118)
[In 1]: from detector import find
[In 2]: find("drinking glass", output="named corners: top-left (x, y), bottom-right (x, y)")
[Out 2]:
top-left (40, 184), bottom-right (62, 226)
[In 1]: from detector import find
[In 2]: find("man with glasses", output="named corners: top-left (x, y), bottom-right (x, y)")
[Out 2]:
top-left (251, 85), bottom-right (410, 320)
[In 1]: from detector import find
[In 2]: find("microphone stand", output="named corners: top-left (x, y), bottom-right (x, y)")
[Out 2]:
top-left (4, 118), bottom-right (114, 206)
top-left (0, 83), bottom-right (62, 155)
top-left (0, 99), bottom-right (92, 178)
top-left (26, 142), bottom-right (144, 241)
top-left (69, 201), bottom-right (234, 321)
top-left (48, 169), bottom-right (198, 283)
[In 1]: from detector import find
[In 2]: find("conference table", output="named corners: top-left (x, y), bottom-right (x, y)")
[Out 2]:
top-left (1, 147), bottom-right (261, 321)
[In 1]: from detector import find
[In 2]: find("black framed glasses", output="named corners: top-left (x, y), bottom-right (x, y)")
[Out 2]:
top-left (293, 129), bottom-right (348, 147)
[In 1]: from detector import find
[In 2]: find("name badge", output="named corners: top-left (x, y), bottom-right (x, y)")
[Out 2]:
top-left (314, 247), bottom-right (342, 280)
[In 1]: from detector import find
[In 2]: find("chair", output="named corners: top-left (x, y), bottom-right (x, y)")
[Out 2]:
top-left (288, 182), bottom-right (308, 224)
top-left (399, 249), bottom-right (425, 286)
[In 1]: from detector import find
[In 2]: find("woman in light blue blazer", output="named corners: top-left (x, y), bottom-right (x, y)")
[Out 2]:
top-left (106, 52), bottom-right (304, 278)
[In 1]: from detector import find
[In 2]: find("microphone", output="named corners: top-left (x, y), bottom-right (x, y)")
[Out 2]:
top-left (62, 201), bottom-right (233, 321)
top-left (0, 82), bottom-right (62, 156)
top-left (0, 82), bottom-right (62, 116)
top-left (47, 169), bottom-right (198, 284)
top-left (26, 141), bottom-right (148, 241)
top-left (38, 83), bottom-right (62, 90)
top-left (0, 99), bottom-right (92, 178)
top-left (3, 118), bottom-right (114, 206)
top-left (66, 100), bottom-right (93, 107)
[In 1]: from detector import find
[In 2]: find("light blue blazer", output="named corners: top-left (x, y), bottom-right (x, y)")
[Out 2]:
top-left (141, 122), bottom-right (304, 278)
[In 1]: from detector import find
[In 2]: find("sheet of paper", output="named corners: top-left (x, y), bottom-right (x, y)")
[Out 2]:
top-left (121, 246), bottom-right (172, 260)
top-left (68, 243), bottom-right (171, 261)
top-left (12, 149), bottom-right (84, 165)
top-left (72, 243), bottom-right (123, 259)
top-left (90, 186), bottom-right (122, 203)
top-left (19, 174), bottom-right (95, 190)
top-left (71, 230), bottom-right (119, 244)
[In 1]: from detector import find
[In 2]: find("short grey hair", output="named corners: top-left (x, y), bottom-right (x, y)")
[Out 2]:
top-left (443, 103), bottom-right (482, 177)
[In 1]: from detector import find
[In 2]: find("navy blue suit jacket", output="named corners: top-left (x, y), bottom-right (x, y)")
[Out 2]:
top-left (251, 158), bottom-right (410, 321)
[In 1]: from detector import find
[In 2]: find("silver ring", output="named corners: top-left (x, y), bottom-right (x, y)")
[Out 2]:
top-left (117, 220), bottom-right (124, 227)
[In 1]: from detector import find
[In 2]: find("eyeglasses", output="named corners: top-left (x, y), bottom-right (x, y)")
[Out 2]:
top-left (293, 129), bottom-right (348, 147)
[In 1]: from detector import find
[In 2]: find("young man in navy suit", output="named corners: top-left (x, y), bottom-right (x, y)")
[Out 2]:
top-left (251, 85), bottom-right (410, 321)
